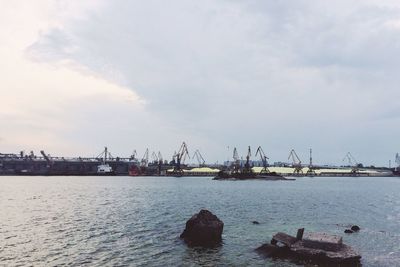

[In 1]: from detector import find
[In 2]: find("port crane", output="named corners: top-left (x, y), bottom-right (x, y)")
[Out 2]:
top-left (243, 146), bottom-right (253, 174)
top-left (157, 151), bottom-right (163, 164)
top-left (172, 142), bottom-right (190, 175)
top-left (288, 149), bottom-right (303, 174)
top-left (40, 150), bottom-right (53, 168)
top-left (342, 152), bottom-right (358, 173)
top-left (130, 150), bottom-right (137, 161)
top-left (395, 153), bottom-right (400, 171)
top-left (232, 147), bottom-right (240, 173)
top-left (255, 146), bottom-right (270, 174)
top-left (141, 148), bottom-right (149, 167)
top-left (306, 148), bottom-right (316, 176)
top-left (151, 151), bottom-right (159, 163)
top-left (149, 151), bottom-right (163, 175)
top-left (193, 149), bottom-right (206, 167)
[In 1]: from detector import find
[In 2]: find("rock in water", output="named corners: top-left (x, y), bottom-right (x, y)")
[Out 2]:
top-left (344, 229), bottom-right (354, 234)
top-left (351, 225), bottom-right (360, 232)
top-left (180, 209), bottom-right (224, 247)
top-left (252, 221), bottom-right (260, 225)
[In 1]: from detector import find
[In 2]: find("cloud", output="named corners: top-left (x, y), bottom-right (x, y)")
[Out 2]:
top-left (2, 0), bottom-right (400, 165)
top-left (0, 1), bottom-right (147, 156)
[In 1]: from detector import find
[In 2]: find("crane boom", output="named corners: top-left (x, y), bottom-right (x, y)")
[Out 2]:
top-left (288, 149), bottom-right (303, 174)
top-left (306, 148), bottom-right (316, 176)
top-left (130, 150), bottom-right (137, 160)
top-left (172, 142), bottom-right (190, 175)
top-left (288, 149), bottom-right (301, 165)
top-left (40, 150), bottom-right (53, 167)
top-left (243, 146), bottom-right (252, 173)
top-left (255, 146), bottom-right (270, 174)
top-left (141, 148), bottom-right (149, 167)
top-left (343, 152), bottom-right (357, 166)
top-left (232, 147), bottom-right (240, 172)
top-left (151, 151), bottom-right (158, 163)
top-left (342, 152), bottom-right (359, 173)
top-left (193, 149), bottom-right (205, 166)
top-left (157, 151), bottom-right (163, 163)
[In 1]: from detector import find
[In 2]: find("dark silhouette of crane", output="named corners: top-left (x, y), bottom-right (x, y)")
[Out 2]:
top-left (150, 151), bottom-right (163, 175)
top-left (306, 148), bottom-right (316, 176)
top-left (232, 147), bottom-right (240, 173)
top-left (172, 142), bottom-right (190, 176)
top-left (255, 146), bottom-right (270, 174)
top-left (141, 148), bottom-right (149, 168)
top-left (130, 150), bottom-right (137, 161)
top-left (288, 149), bottom-right (303, 174)
top-left (243, 146), bottom-right (253, 174)
top-left (40, 150), bottom-right (53, 168)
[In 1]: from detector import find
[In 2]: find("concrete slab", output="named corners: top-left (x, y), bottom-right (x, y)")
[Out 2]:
top-left (303, 232), bottom-right (343, 251)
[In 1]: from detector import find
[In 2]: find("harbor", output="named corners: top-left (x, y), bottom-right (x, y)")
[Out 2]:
top-left (0, 144), bottom-right (396, 177)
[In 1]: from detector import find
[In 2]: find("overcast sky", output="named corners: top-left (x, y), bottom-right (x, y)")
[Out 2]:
top-left (1, 0), bottom-right (400, 166)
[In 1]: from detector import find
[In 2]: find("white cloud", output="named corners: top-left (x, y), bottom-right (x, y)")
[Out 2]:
top-left (0, 1), bottom-right (145, 155)
top-left (2, 0), bottom-right (400, 165)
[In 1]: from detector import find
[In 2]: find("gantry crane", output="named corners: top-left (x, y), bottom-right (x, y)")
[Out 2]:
top-left (255, 146), bottom-right (270, 174)
top-left (288, 149), bottom-right (303, 174)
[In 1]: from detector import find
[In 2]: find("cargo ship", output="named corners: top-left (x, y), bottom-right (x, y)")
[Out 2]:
top-left (0, 149), bottom-right (136, 176)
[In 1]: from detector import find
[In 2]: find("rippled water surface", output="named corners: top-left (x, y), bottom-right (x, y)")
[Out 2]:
top-left (1, 176), bottom-right (400, 266)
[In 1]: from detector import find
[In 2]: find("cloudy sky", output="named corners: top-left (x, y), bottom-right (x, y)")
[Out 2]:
top-left (1, 0), bottom-right (400, 166)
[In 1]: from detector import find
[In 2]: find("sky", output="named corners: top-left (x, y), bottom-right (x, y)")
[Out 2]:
top-left (1, 0), bottom-right (400, 166)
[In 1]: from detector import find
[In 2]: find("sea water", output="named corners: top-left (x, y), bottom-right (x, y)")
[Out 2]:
top-left (1, 176), bottom-right (399, 266)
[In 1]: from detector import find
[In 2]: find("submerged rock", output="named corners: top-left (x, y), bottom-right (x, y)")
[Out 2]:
top-left (344, 229), bottom-right (354, 234)
top-left (252, 221), bottom-right (260, 225)
top-left (351, 225), bottom-right (360, 232)
top-left (180, 209), bottom-right (224, 247)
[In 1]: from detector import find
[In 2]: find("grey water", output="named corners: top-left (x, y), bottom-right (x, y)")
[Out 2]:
top-left (0, 176), bottom-right (399, 266)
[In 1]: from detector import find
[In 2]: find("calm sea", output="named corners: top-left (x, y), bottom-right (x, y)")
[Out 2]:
top-left (0, 176), bottom-right (399, 266)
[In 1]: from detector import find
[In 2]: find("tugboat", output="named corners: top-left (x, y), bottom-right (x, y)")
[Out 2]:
top-left (96, 147), bottom-right (115, 176)
top-left (97, 163), bottom-right (114, 175)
